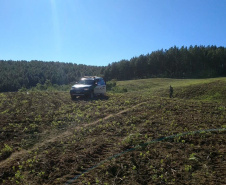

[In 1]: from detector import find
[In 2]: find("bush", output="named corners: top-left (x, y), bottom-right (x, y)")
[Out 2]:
top-left (0, 144), bottom-right (13, 160)
top-left (106, 80), bottom-right (117, 91)
top-left (111, 86), bottom-right (128, 93)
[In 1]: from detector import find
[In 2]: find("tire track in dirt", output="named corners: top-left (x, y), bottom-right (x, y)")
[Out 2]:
top-left (0, 102), bottom-right (146, 168)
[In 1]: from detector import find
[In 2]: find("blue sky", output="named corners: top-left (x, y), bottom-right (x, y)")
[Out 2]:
top-left (0, 0), bottom-right (226, 66)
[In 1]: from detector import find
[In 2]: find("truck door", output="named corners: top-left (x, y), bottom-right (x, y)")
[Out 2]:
top-left (94, 79), bottom-right (106, 95)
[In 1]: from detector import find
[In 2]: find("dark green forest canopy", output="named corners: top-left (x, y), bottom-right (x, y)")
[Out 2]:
top-left (0, 60), bottom-right (105, 92)
top-left (0, 45), bottom-right (226, 92)
top-left (104, 45), bottom-right (226, 81)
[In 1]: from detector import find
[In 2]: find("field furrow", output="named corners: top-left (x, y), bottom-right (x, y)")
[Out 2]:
top-left (0, 78), bottom-right (226, 184)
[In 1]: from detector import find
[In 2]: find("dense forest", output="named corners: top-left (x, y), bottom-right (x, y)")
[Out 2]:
top-left (0, 60), bottom-right (105, 92)
top-left (104, 45), bottom-right (226, 80)
top-left (0, 45), bottom-right (226, 92)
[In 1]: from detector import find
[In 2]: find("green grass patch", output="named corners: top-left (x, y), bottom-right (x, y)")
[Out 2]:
top-left (115, 77), bottom-right (226, 102)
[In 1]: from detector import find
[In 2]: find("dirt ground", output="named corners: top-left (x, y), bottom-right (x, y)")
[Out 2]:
top-left (0, 84), bottom-right (225, 184)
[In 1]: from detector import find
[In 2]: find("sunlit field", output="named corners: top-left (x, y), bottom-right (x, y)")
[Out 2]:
top-left (0, 78), bottom-right (225, 184)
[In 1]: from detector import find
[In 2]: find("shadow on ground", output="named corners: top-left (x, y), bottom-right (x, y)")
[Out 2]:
top-left (71, 95), bottom-right (109, 101)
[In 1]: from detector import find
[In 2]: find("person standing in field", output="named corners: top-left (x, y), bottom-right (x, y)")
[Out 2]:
top-left (169, 85), bottom-right (173, 98)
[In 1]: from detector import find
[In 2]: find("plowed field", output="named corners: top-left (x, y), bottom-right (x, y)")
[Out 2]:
top-left (0, 78), bottom-right (225, 184)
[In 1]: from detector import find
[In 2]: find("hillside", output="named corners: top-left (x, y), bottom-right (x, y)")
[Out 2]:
top-left (0, 60), bottom-right (104, 92)
top-left (1, 45), bottom-right (226, 92)
top-left (0, 78), bottom-right (225, 184)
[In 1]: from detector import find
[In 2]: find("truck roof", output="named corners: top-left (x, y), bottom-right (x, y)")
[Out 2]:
top-left (81, 76), bottom-right (102, 80)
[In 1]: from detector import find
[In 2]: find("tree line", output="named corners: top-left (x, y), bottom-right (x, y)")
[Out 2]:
top-left (0, 45), bottom-right (225, 92)
top-left (104, 45), bottom-right (226, 80)
top-left (0, 60), bottom-right (104, 92)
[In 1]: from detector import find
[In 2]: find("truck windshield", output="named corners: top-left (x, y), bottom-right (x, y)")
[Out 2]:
top-left (78, 80), bottom-right (94, 85)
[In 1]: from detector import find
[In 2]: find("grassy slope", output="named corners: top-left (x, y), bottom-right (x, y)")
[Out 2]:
top-left (118, 77), bottom-right (226, 101)
top-left (0, 77), bottom-right (225, 184)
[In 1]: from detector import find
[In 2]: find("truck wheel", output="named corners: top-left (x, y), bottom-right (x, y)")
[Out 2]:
top-left (90, 92), bottom-right (94, 99)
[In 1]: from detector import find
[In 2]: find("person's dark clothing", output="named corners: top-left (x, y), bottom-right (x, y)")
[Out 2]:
top-left (169, 85), bottom-right (173, 98)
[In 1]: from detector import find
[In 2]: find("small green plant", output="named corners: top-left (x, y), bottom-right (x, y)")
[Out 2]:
top-left (189, 153), bottom-right (197, 161)
top-left (95, 178), bottom-right (100, 183)
top-left (14, 170), bottom-right (24, 182)
top-left (0, 144), bottom-right (13, 159)
top-left (184, 165), bottom-right (192, 172)
top-left (1, 144), bottom-right (13, 153)
top-left (218, 106), bottom-right (225, 111)
top-left (132, 165), bottom-right (136, 170)
top-left (37, 171), bottom-right (45, 177)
